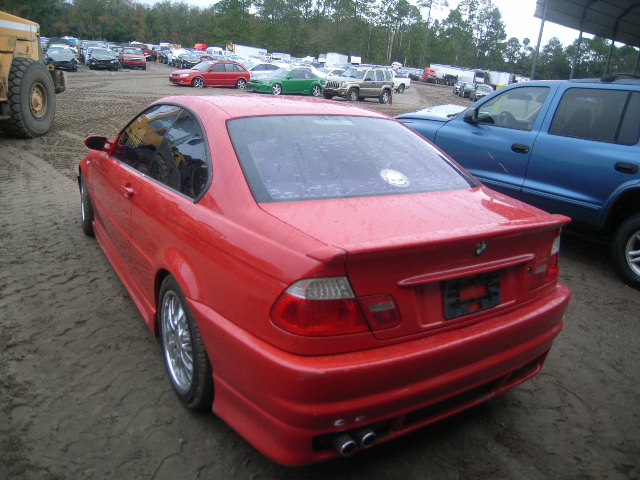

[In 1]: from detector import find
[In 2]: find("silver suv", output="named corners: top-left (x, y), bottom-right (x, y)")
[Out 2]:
top-left (323, 66), bottom-right (394, 104)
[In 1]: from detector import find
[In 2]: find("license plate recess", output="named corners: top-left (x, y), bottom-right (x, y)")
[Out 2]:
top-left (443, 271), bottom-right (501, 319)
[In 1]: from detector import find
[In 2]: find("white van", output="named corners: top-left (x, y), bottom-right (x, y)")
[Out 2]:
top-left (206, 46), bottom-right (225, 56)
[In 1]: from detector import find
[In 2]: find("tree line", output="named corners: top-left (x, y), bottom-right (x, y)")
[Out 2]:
top-left (3, 0), bottom-right (638, 79)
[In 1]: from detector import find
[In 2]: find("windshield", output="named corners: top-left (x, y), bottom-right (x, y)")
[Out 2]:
top-left (192, 62), bottom-right (212, 71)
top-left (182, 54), bottom-right (198, 60)
top-left (91, 49), bottom-right (111, 55)
top-left (265, 68), bottom-right (291, 78)
top-left (340, 68), bottom-right (366, 79)
top-left (123, 48), bottom-right (142, 54)
top-left (228, 115), bottom-right (475, 202)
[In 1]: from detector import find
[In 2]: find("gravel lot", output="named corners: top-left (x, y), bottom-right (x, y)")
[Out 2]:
top-left (1, 61), bottom-right (638, 479)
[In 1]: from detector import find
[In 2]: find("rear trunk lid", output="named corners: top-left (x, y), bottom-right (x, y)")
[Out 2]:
top-left (260, 187), bottom-right (568, 340)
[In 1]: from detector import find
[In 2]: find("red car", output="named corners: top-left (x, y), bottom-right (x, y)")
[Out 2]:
top-left (169, 60), bottom-right (249, 89)
top-left (118, 46), bottom-right (146, 70)
top-left (78, 96), bottom-right (571, 466)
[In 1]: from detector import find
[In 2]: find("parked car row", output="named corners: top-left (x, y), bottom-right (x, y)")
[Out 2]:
top-left (453, 81), bottom-right (496, 101)
top-left (166, 59), bottom-right (408, 103)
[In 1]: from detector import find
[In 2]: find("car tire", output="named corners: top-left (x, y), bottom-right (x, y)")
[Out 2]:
top-left (192, 77), bottom-right (205, 88)
top-left (158, 276), bottom-right (213, 410)
top-left (379, 89), bottom-right (391, 104)
top-left (311, 85), bottom-right (322, 97)
top-left (143, 65), bottom-right (147, 70)
top-left (79, 172), bottom-right (94, 237)
top-left (611, 214), bottom-right (640, 289)
top-left (347, 88), bottom-right (359, 102)
top-left (323, 92), bottom-right (334, 100)
top-left (271, 83), bottom-right (282, 95)
top-left (1, 58), bottom-right (56, 139)
top-left (236, 78), bottom-right (247, 90)
top-left (397, 84), bottom-right (405, 94)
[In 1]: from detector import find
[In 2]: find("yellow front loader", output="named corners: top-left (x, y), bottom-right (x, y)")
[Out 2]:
top-left (0, 10), bottom-right (65, 138)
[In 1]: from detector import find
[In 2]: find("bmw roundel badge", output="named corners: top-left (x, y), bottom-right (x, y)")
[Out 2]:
top-left (474, 241), bottom-right (488, 257)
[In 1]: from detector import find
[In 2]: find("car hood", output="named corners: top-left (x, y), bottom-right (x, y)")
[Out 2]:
top-left (395, 104), bottom-right (467, 122)
top-left (259, 187), bottom-right (566, 256)
top-left (47, 51), bottom-right (76, 61)
top-left (249, 74), bottom-right (284, 82)
top-left (92, 54), bottom-right (117, 60)
top-left (171, 68), bottom-right (198, 75)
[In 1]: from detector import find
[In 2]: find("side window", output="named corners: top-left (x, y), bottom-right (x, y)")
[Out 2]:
top-left (292, 69), bottom-right (305, 79)
top-left (550, 88), bottom-right (639, 145)
top-left (148, 111), bottom-right (209, 198)
top-left (226, 63), bottom-right (238, 72)
top-left (385, 70), bottom-right (393, 81)
top-left (213, 63), bottom-right (225, 72)
top-left (476, 86), bottom-right (550, 131)
top-left (364, 70), bottom-right (375, 81)
top-left (375, 70), bottom-right (385, 81)
top-left (112, 104), bottom-right (182, 172)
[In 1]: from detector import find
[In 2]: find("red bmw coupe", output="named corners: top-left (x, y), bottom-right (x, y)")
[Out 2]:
top-left (78, 95), bottom-right (571, 465)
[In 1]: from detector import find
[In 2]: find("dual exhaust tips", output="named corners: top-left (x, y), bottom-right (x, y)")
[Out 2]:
top-left (330, 427), bottom-right (378, 457)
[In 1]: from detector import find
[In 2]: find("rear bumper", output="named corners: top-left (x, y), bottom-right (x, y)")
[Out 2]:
top-left (190, 283), bottom-right (570, 465)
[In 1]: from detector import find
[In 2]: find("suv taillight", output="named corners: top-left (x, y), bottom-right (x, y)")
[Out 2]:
top-left (271, 277), bottom-right (400, 336)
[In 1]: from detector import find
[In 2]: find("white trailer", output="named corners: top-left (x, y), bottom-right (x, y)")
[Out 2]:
top-left (319, 52), bottom-right (349, 66)
top-left (430, 63), bottom-right (480, 84)
top-left (226, 43), bottom-right (267, 58)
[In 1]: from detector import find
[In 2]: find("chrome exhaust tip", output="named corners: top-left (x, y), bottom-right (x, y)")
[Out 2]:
top-left (351, 427), bottom-right (378, 448)
top-left (330, 432), bottom-right (357, 457)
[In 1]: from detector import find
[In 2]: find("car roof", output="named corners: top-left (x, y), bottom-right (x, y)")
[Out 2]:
top-left (510, 76), bottom-right (640, 88)
top-left (153, 95), bottom-right (390, 120)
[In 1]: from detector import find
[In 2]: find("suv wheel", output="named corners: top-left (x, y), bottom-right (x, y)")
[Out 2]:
top-left (611, 214), bottom-right (640, 289)
top-left (347, 88), bottom-right (359, 102)
top-left (397, 84), bottom-right (405, 94)
top-left (379, 90), bottom-right (391, 104)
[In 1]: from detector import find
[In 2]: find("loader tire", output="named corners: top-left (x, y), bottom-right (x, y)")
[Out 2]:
top-left (1, 58), bottom-right (56, 138)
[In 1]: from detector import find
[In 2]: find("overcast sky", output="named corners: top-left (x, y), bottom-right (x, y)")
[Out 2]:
top-left (137, 0), bottom-right (584, 47)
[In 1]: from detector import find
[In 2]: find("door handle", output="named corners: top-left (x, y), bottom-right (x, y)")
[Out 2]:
top-left (511, 143), bottom-right (530, 154)
top-left (122, 185), bottom-right (135, 198)
top-left (615, 162), bottom-right (638, 174)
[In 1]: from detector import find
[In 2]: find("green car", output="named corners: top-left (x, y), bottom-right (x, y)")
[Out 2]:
top-left (247, 67), bottom-right (325, 96)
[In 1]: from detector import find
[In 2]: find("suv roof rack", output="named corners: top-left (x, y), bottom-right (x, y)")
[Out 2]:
top-left (601, 73), bottom-right (640, 83)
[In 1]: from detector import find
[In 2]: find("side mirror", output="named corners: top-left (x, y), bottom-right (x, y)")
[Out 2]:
top-left (463, 109), bottom-right (478, 124)
top-left (84, 135), bottom-right (108, 151)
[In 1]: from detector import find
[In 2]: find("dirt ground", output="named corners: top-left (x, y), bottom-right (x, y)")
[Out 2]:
top-left (1, 62), bottom-right (638, 480)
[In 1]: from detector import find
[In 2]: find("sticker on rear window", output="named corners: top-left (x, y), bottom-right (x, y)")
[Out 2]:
top-left (380, 169), bottom-right (409, 187)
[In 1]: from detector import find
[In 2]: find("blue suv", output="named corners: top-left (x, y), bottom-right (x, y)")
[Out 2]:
top-left (397, 75), bottom-right (640, 288)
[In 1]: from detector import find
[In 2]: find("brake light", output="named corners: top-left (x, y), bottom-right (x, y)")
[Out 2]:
top-left (530, 234), bottom-right (561, 289)
top-left (271, 278), bottom-right (400, 336)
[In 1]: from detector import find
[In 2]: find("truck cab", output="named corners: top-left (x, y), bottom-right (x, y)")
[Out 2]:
top-left (397, 76), bottom-right (640, 288)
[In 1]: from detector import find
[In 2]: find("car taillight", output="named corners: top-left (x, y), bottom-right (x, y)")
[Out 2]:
top-left (530, 233), bottom-right (561, 290)
top-left (271, 277), bottom-right (400, 336)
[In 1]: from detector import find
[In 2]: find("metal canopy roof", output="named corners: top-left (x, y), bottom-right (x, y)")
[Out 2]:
top-left (535, 0), bottom-right (640, 47)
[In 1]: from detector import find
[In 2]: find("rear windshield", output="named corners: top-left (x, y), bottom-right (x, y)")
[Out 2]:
top-left (227, 115), bottom-right (476, 202)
